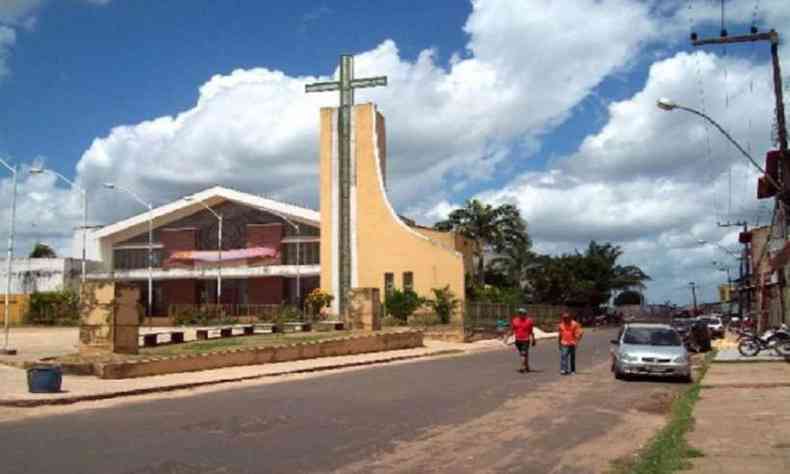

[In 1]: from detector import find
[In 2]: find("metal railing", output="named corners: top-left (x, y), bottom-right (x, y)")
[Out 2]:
top-left (168, 303), bottom-right (294, 322)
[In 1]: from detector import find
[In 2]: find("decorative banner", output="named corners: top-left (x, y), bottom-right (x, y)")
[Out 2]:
top-left (167, 247), bottom-right (279, 263)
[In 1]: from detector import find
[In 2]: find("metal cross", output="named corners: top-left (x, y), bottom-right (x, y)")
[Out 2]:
top-left (306, 55), bottom-right (387, 317)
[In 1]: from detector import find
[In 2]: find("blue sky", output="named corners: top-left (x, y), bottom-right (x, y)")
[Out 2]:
top-left (1, 0), bottom-right (788, 305)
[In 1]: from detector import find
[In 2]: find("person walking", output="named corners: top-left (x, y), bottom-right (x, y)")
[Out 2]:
top-left (558, 312), bottom-right (583, 375)
top-left (508, 307), bottom-right (536, 373)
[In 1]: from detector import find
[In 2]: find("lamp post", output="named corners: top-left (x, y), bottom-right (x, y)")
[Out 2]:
top-left (29, 168), bottom-right (88, 283)
top-left (657, 98), bottom-right (780, 192)
top-left (104, 183), bottom-right (154, 317)
top-left (0, 157), bottom-right (18, 355)
top-left (184, 197), bottom-right (223, 305)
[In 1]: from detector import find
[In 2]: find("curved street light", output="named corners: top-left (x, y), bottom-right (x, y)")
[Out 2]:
top-left (104, 183), bottom-right (154, 318)
top-left (656, 98), bottom-right (781, 193)
top-left (29, 168), bottom-right (89, 283)
top-left (184, 197), bottom-right (223, 306)
top-left (0, 157), bottom-right (18, 355)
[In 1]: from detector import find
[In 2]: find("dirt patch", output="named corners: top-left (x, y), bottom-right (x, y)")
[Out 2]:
top-left (634, 390), bottom-right (676, 415)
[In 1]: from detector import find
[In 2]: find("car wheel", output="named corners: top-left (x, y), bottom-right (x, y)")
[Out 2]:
top-left (614, 365), bottom-right (625, 380)
top-left (681, 373), bottom-right (693, 384)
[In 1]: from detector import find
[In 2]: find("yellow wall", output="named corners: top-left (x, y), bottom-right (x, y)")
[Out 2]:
top-left (414, 227), bottom-right (476, 278)
top-left (0, 294), bottom-right (30, 325)
top-left (319, 103), bottom-right (466, 312)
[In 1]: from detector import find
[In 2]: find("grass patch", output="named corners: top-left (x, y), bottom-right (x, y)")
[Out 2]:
top-left (611, 351), bottom-right (716, 474)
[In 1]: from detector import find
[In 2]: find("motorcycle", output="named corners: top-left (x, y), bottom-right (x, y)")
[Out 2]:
top-left (737, 324), bottom-right (790, 357)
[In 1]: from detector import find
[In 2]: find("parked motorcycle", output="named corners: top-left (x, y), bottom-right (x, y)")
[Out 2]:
top-left (737, 324), bottom-right (790, 357)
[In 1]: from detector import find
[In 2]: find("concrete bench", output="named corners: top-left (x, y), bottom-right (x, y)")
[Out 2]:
top-left (140, 330), bottom-right (185, 347)
top-left (282, 322), bottom-right (312, 333)
top-left (315, 321), bottom-right (344, 332)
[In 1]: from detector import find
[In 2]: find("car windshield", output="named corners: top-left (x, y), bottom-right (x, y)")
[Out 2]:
top-left (623, 328), bottom-right (681, 346)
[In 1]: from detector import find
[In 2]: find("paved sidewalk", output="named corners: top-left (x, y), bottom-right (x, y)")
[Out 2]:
top-left (0, 339), bottom-right (501, 407)
top-left (687, 362), bottom-right (790, 473)
top-left (714, 347), bottom-right (786, 363)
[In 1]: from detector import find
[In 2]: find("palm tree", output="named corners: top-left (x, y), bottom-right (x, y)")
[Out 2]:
top-left (435, 200), bottom-right (529, 285)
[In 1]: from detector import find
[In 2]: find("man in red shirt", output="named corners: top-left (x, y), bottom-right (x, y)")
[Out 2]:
top-left (509, 307), bottom-right (536, 373)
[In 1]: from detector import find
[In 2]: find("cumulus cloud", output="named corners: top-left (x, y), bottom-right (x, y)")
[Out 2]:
top-left (468, 50), bottom-right (776, 304)
top-left (67, 0), bottom-right (660, 222)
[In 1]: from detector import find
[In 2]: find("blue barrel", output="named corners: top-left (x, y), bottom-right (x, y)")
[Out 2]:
top-left (26, 365), bottom-right (63, 393)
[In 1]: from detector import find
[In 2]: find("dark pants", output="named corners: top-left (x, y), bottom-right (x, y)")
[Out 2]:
top-left (560, 345), bottom-right (576, 373)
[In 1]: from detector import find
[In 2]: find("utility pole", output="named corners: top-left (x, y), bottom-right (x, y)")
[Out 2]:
top-left (718, 221), bottom-right (749, 318)
top-left (689, 282), bottom-right (698, 316)
top-left (693, 29), bottom-right (787, 326)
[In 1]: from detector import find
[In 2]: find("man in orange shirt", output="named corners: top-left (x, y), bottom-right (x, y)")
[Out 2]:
top-left (558, 312), bottom-right (583, 375)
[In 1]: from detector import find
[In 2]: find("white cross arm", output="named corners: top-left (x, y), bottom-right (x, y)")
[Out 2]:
top-left (305, 81), bottom-right (340, 93)
top-left (349, 76), bottom-right (387, 88)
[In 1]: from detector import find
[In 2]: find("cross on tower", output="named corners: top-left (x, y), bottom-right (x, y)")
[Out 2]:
top-left (306, 55), bottom-right (387, 316)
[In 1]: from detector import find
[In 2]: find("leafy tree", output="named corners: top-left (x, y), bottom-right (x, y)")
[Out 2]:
top-left (29, 243), bottom-right (57, 258)
top-left (526, 241), bottom-right (650, 310)
top-left (614, 290), bottom-right (643, 306)
top-left (488, 237), bottom-right (536, 290)
top-left (434, 199), bottom-right (529, 285)
top-left (385, 289), bottom-right (425, 321)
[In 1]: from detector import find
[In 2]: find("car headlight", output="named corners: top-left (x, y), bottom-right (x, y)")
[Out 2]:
top-left (673, 355), bottom-right (688, 363)
top-left (621, 353), bottom-right (639, 362)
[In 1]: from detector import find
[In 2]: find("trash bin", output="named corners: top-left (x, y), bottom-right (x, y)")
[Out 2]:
top-left (26, 365), bottom-right (63, 393)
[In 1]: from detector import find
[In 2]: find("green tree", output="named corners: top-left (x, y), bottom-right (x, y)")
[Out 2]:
top-left (434, 199), bottom-right (529, 286)
top-left (526, 241), bottom-right (650, 310)
top-left (488, 237), bottom-right (536, 291)
top-left (29, 243), bottom-right (57, 258)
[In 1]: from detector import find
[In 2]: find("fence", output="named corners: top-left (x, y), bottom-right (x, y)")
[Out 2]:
top-left (464, 302), bottom-right (569, 332)
top-left (168, 303), bottom-right (304, 324)
top-left (0, 294), bottom-right (30, 325)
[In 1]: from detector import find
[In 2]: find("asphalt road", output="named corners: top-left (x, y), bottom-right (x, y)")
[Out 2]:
top-left (0, 329), bottom-right (686, 474)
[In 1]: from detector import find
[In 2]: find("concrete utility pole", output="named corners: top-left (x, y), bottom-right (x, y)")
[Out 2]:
top-left (689, 282), bottom-right (698, 316)
top-left (692, 29), bottom-right (787, 325)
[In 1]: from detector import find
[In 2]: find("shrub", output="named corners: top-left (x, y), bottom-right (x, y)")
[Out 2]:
top-left (305, 289), bottom-right (333, 317)
top-left (385, 289), bottom-right (425, 322)
top-left (424, 286), bottom-right (460, 324)
top-left (275, 305), bottom-right (303, 324)
top-left (25, 290), bottom-right (80, 326)
top-left (407, 313), bottom-right (442, 326)
top-left (382, 315), bottom-right (407, 327)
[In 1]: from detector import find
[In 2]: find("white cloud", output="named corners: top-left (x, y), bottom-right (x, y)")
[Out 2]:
top-left (472, 50), bottom-right (775, 304)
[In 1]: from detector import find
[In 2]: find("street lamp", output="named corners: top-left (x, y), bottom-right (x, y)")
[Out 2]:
top-left (184, 197), bottom-right (223, 305)
top-left (657, 98), bottom-right (780, 191)
top-left (0, 157), bottom-right (18, 355)
top-left (29, 168), bottom-right (88, 283)
top-left (104, 183), bottom-right (154, 317)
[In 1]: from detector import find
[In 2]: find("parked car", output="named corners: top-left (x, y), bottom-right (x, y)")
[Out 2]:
top-left (610, 323), bottom-right (692, 382)
top-left (697, 315), bottom-right (724, 339)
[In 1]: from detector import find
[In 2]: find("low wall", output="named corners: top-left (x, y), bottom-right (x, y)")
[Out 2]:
top-left (95, 330), bottom-right (423, 379)
top-left (419, 325), bottom-right (465, 343)
top-left (0, 294), bottom-right (30, 325)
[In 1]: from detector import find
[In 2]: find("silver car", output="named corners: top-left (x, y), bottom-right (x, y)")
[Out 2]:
top-left (611, 323), bottom-right (692, 382)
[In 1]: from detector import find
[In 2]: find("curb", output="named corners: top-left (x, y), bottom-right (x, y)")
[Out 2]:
top-left (0, 349), bottom-right (464, 408)
top-left (713, 358), bottom-right (790, 364)
top-left (701, 382), bottom-right (790, 389)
